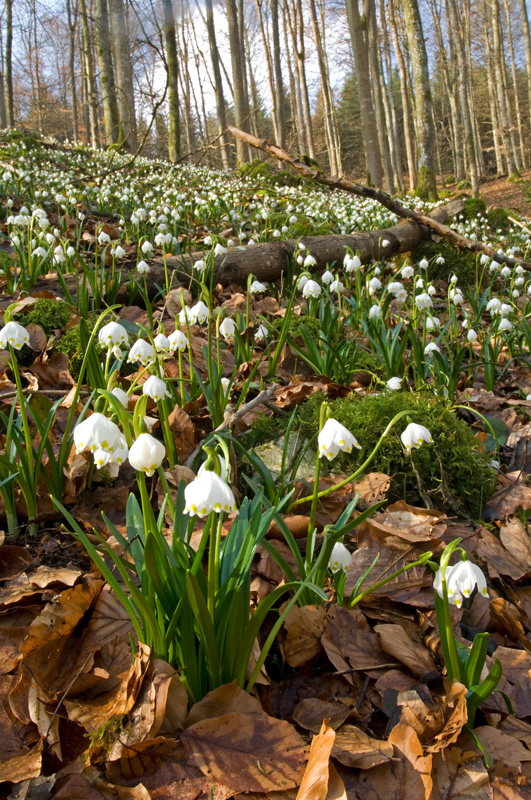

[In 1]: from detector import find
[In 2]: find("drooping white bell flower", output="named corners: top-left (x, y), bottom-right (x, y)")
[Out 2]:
top-left (0, 321), bottom-right (29, 350)
top-left (93, 448), bottom-right (112, 469)
top-left (74, 413), bottom-right (122, 455)
top-left (328, 542), bottom-right (352, 574)
top-left (142, 375), bottom-right (170, 401)
top-left (194, 259), bottom-right (207, 273)
top-left (112, 434), bottom-right (129, 465)
top-left (127, 339), bottom-right (155, 365)
top-left (128, 433), bottom-right (166, 476)
top-left (498, 318), bottom-right (513, 332)
top-left (415, 292), bottom-right (433, 310)
top-left (330, 279), bottom-right (344, 294)
top-left (198, 455), bottom-right (228, 482)
top-left (424, 342), bottom-right (441, 355)
top-left (250, 281), bottom-right (266, 294)
top-left (137, 260), bottom-right (150, 275)
top-left (467, 329), bottom-right (478, 342)
top-left (434, 560), bottom-right (488, 608)
top-left (184, 469), bottom-right (237, 517)
top-left (321, 270), bottom-right (334, 285)
top-left (344, 254), bottom-right (361, 273)
top-left (190, 301), bottom-right (210, 324)
top-left (400, 422), bottom-right (433, 452)
top-left (111, 387), bottom-right (129, 407)
top-left (318, 418), bottom-right (361, 461)
top-left (419, 258), bottom-right (429, 270)
top-left (168, 330), bottom-right (189, 352)
top-left (153, 333), bottom-right (171, 354)
top-left (386, 377), bottom-right (401, 390)
top-left (302, 279), bottom-right (321, 299)
top-left (304, 254), bottom-right (317, 268)
top-left (98, 321), bottom-right (128, 350)
top-left (401, 266), bottom-right (414, 279)
top-left (255, 324), bottom-right (268, 341)
top-left (369, 304), bottom-right (382, 319)
top-left (220, 377), bottom-right (231, 394)
top-left (214, 243), bottom-right (227, 256)
top-left (297, 274), bottom-right (309, 290)
top-left (219, 318), bottom-right (236, 339)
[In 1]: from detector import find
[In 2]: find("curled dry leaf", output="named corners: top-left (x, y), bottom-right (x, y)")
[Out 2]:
top-left (321, 605), bottom-right (396, 680)
top-left (180, 711), bottom-right (308, 793)
top-left (0, 545), bottom-right (33, 580)
top-left (168, 406), bottom-right (196, 462)
top-left (368, 501), bottom-right (446, 542)
top-left (431, 748), bottom-right (492, 800)
top-left (331, 724), bottom-right (393, 769)
top-left (374, 623), bottom-right (435, 679)
top-left (352, 472), bottom-right (391, 509)
top-left (477, 527), bottom-right (529, 581)
top-left (26, 322), bottom-right (47, 352)
top-left (499, 517), bottom-right (531, 575)
top-left (291, 698), bottom-right (351, 733)
top-left (469, 726), bottom-right (531, 773)
top-left (395, 680), bottom-right (468, 753)
top-left (281, 605), bottom-right (326, 668)
top-left (295, 721), bottom-right (340, 800)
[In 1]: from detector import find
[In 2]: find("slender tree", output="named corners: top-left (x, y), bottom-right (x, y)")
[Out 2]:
top-left (163, 0), bottom-right (180, 162)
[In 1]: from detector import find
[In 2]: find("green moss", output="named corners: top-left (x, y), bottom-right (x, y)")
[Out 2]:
top-left (464, 198), bottom-right (487, 219)
top-left (87, 716), bottom-right (125, 756)
top-left (487, 207), bottom-right (515, 233)
top-left (415, 166), bottom-right (438, 202)
top-left (251, 391), bottom-right (496, 516)
top-left (53, 320), bottom-right (101, 379)
top-left (405, 237), bottom-right (478, 285)
top-left (238, 159), bottom-right (274, 179)
top-left (457, 179), bottom-right (472, 190)
top-left (16, 299), bottom-right (72, 335)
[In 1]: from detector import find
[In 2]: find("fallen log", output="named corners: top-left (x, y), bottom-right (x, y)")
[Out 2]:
top-left (29, 199), bottom-right (465, 302)
top-left (227, 125), bottom-right (531, 271)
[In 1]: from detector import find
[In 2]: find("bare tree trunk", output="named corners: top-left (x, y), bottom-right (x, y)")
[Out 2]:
top-left (66, 0), bottom-right (79, 141)
top-left (503, 0), bottom-right (526, 168)
top-left (5, 0), bottom-right (14, 128)
top-left (226, 0), bottom-right (251, 162)
top-left (271, 0), bottom-right (286, 148)
top-left (255, 0), bottom-right (280, 143)
top-left (94, 0), bottom-right (120, 145)
top-left (164, 0), bottom-right (181, 162)
top-left (286, 0), bottom-right (315, 159)
top-left (79, 0), bottom-right (99, 147)
top-left (400, 0), bottom-right (438, 200)
top-left (388, 0), bottom-right (416, 189)
top-left (491, 0), bottom-right (518, 174)
top-left (380, 1), bottom-right (404, 193)
top-left (483, 0), bottom-right (504, 173)
top-left (244, 23), bottom-right (260, 137)
top-left (366, 0), bottom-right (393, 192)
top-left (345, 0), bottom-right (382, 185)
top-left (200, 0), bottom-right (230, 169)
top-left (108, 0), bottom-right (137, 151)
top-left (308, 0), bottom-right (340, 173)
top-left (282, 2), bottom-right (305, 153)
top-left (519, 0), bottom-right (531, 135)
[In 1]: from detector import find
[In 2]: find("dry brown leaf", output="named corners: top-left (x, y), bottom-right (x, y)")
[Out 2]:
top-left (370, 501), bottom-right (446, 542)
top-left (185, 681), bottom-right (264, 728)
top-left (500, 716), bottom-right (531, 746)
top-left (484, 480), bottom-right (531, 520)
top-left (375, 624), bottom-right (435, 678)
top-left (431, 748), bottom-right (492, 800)
top-left (321, 605), bottom-right (396, 680)
top-left (295, 722), bottom-right (336, 800)
top-left (281, 605), bottom-right (326, 668)
top-left (180, 712), bottom-right (308, 793)
top-left (331, 724), bottom-right (393, 769)
top-left (0, 545), bottom-right (33, 579)
top-left (470, 726), bottom-right (531, 772)
top-left (388, 723), bottom-right (433, 799)
top-left (26, 322), bottom-right (47, 352)
top-left (28, 352), bottom-right (74, 388)
top-left (476, 528), bottom-right (527, 581)
top-left (168, 406), bottom-right (195, 461)
top-left (0, 740), bottom-right (43, 783)
top-left (425, 681), bottom-right (468, 753)
top-left (352, 473), bottom-right (391, 508)
top-left (500, 517), bottom-right (531, 574)
top-left (291, 698), bottom-right (351, 733)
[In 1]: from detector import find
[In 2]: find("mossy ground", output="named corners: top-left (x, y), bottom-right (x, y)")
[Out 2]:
top-left (249, 391), bottom-right (496, 516)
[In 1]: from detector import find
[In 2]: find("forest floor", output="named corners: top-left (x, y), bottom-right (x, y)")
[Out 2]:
top-left (462, 170), bottom-right (531, 216)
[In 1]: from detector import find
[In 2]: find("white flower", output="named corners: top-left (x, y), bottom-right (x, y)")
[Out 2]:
top-left (190, 301), bottom-right (210, 324)
top-left (500, 303), bottom-right (512, 317)
top-left (387, 281), bottom-right (404, 296)
top-left (250, 281), bottom-right (266, 294)
top-left (318, 418), bottom-right (361, 461)
top-left (137, 260), bottom-right (150, 275)
top-left (487, 298), bottom-right (502, 314)
top-left (194, 259), bottom-right (207, 273)
top-left (153, 333), bottom-right (171, 354)
top-left (321, 270), bottom-right (334, 285)
top-left (178, 307), bottom-right (194, 325)
top-left (381, 239), bottom-right (390, 248)
top-left (415, 292), bottom-right (433, 310)
top-left (204, 235), bottom-right (213, 246)
top-left (501, 266), bottom-right (511, 278)
top-left (141, 241), bottom-right (153, 255)
top-left (436, 256), bottom-right (445, 265)
top-left (143, 375), bottom-right (170, 401)
top-left (98, 321), bottom-right (128, 350)
top-left (93, 448), bottom-right (112, 469)
top-left (74, 413), bottom-right (122, 455)
top-left (368, 277), bottom-right (381, 295)
top-left (328, 542), bottom-right (352, 574)
top-left (424, 342), bottom-right (441, 354)
top-left (304, 254), bottom-right (317, 267)
top-left (427, 285), bottom-right (437, 296)
top-left (401, 266), bottom-right (414, 279)
top-left (419, 258), bottom-right (429, 270)
top-left (214, 243), bottom-right (227, 256)
top-left (386, 377), bottom-right (401, 390)
top-left (198, 454), bottom-right (228, 482)
top-left (0, 321), bottom-right (29, 350)
top-left (111, 387), bottom-right (129, 407)
top-left (400, 422), bottom-right (433, 452)
top-left (98, 231), bottom-right (111, 245)
top-left (184, 469), bottom-right (237, 517)
top-left (114, 245), bottom-right (126, 258)
top-left (434, 560), bottom-right (488, 608)
top-left (297, 274), bottom-right (309, 290)
top-left (221, 377), bottom-right (231, 394)
top-left (467, 329), bottom-right (477, 342)
top-left (369, 304), bottom-right (382, 319)
top-left (255, 324), bottom-right (268, 341)
top-left (344, 254), bottom-right (361, 273)
top-left (127, 339), bottom-right (155, 365)
top-left (112, 434), bottom-right (129, 465)
top-left (168, 329), bottom-right (189, 352)
top-left (330, 279), bottom-right (344, 294)
top-left (219, 318), bottom-right (236, 339)
top-left (128, 433), bottom-right (166, 476)
top-left (302, 279), bottom-right (321, 299)
top-left (498, 318), bottom-right (513, 332)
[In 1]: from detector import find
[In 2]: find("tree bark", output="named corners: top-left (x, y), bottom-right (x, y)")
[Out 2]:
top-left (226, 0), bottom-right (251, 163)
top-left (5, 0), bottom-right (14, 128)
top-left (94, 0), bottom-right (120, 146)
top-left (400, 0), bottom-right (438, 200)
top-left (79, 0), bottom-right (100, 148)
top-left (108, 0), bottom-right (137, 151)
top-left (164, 0), bottom-right (181, 162)
top-left (66, 0), bottom-right (79, 142)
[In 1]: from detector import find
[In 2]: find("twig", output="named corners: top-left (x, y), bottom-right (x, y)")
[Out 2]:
top-left (228, 126), bottom-right (531, 270)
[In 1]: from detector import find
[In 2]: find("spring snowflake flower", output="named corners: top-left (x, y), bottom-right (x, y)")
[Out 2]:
top-left (467, 329), bottom-right (478, 342)
top-left (415, 292), bottom-right (433, 310)
top-left (128, 339), bottom-right (155, 366)
top-left (386, 377), bottom-right (401, 390)
top-left (141, 241), bottom-right (153, 255)
top-left (297, 274), bottom-right (309, 290)
top-left (328, 542), bottom-right (352, 574)
top-left (368, 277), bottom-right (382, 295)
top-left (214, 243), bottom-right (227, 256)
top-left (128, 433), bottom-right (166, 477)
top-left (98, 321), bottom-right (128, 350)
top-left (401, 266), bottom-right (414, 279)
top-left (190, 301), bottom-right (210, 324)
top-left (153, 333), bottom-right (171, 354)
top-left (498, 318), bottom-right (513, 332)
top-left (419, 258), bottom-right (429, 270)
top-left (221, 377), bottom-right (231, 394)
top-left (249, 281), bottom-right (266, 294)
top-left (143, 375), bottom-right (170, 401)
top-left (424, 342), bottom-right (441, 355)
top-left (330, 279), bottom-right (344, 294)
top-left (344, 254), bottom-right (361, 273)
top-left (400, 422), bottom-right (433, 452)
top-left (74, 413), bottom-right (122, 455)
top-left (137, 260), bottom-right (150, 275)
top-left (194, 259), bottom-right (207, 273)
top-left (255, 324), bottom-right (268, 341)
top-left (184, 469), bottom-right (237, 517)
top-left (168, 330), bottom-right (189, 352)
top-left (98, 231), bottom-right (111, 245)
top-left (321, 270), bottom-right (334, 285)
top-left (302, 279), bottom-right (321, 299)
top-left (318, 418), bottom-right (361, 461)
top-left (0, 321), bottom-right (29, 350)
top-left (111, 387), bottom-right (129, 407)
top-left (434, 560), bottom-right (488, 608)
top-left (369, 304), bottom-right (382, 319)
top-left (219, 318), bottom-right (236, 339)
